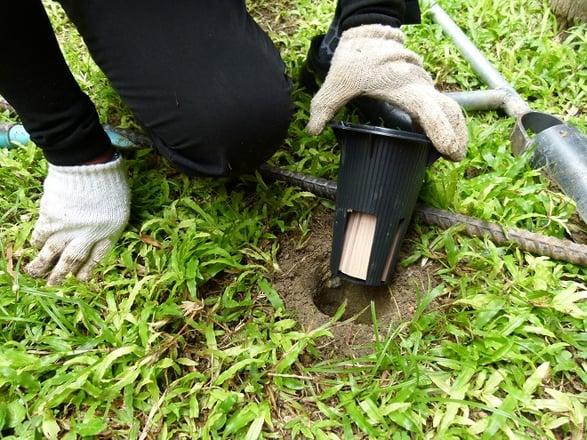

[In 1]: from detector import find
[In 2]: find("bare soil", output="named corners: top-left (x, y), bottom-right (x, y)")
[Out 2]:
top-left (270, 205), bottom-right (444, 358)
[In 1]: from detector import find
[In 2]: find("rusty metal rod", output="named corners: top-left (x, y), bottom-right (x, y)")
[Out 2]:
top-left (258, 164), bottom-right (587, 267)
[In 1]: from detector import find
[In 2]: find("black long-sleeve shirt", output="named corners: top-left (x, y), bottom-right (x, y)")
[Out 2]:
top-left (338, 0), bottom-right (421, 29)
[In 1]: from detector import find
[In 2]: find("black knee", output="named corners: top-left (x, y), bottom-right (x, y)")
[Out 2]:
top-left (147, 76), bottom-right (293, 176)
top-left (57, 0), bottom-right (295, 175)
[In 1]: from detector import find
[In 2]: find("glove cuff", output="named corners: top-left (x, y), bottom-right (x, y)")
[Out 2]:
top-left (44, 156), bottom-right (130, 210)
top-left (341, 24), bottom-right (405, 45)
top-left (46, 155), bottom-right (127, 188)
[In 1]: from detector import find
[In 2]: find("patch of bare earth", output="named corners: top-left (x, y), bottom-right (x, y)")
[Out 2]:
top-left (271, 205), bottom-right (444, 358)
top-left (249, 2), bottom-right (300, 37)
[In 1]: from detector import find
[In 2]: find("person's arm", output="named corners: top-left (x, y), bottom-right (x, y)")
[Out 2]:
top-left (307, 0), bottom-right (468, 161)
top-left (313, 0), bottom-right (417, 61)
top-left (336, 0), bottom-right (421, 29)
top-left (0, 2), bottom-right (130, 285)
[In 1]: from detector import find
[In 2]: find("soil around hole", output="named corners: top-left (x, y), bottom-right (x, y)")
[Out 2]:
top-left (271, 205), bottom-right (445, 358)
top-left (315, 277), bottom-right (395, 325)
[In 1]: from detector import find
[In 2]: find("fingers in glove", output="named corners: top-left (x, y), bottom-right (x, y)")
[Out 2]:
top-left (76, 239), bottom-right (113, 282)
top-left (26, 237), bottom-right (64, 279)
top-left (306, 80), bottom-right (360, 135)
top-left (29, 224), bottom-right (52, 249)
top-left (376, 86), bottom-right (467, 161)
top-left (45, 239), bottom-right (93, 286)
top-left (436, 94), bottom-right (468, 160)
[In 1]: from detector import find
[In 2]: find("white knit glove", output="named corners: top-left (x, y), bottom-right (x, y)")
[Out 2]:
top-left (306, 24), bottom-right (468, 161)
top-left (26, 156), bottom-right (130, 285)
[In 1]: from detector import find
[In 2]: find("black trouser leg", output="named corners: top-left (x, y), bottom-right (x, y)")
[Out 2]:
top-left (58, 0), bottom-right (293, 175)
top-left (0, 1), bottom-right (111, 165)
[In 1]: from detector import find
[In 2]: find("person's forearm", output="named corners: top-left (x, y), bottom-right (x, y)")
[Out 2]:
top-left (336, 0), bottom-right (421, 30)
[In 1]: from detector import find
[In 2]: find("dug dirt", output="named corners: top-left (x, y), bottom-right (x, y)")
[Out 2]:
top-left (271, 205), bottom-right (444, 358)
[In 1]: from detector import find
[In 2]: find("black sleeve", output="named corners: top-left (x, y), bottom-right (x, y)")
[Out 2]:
top-left (337, 0), bottom-right (421, 30)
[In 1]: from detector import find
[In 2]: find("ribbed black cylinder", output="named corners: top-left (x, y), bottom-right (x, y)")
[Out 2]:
top-left (330, 121), bottom-right (433, 285)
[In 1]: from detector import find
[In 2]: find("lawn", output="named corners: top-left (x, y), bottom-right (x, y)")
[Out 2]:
top-left (0, 0), bottom-right (586, 439)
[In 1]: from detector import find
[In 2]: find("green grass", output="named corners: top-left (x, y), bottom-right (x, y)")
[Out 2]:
top-left (1, 0), bottom-right (586, 438)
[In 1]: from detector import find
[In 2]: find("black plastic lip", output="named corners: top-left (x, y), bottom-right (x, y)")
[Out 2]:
top-left (330, 120), bottom-right (432, 145)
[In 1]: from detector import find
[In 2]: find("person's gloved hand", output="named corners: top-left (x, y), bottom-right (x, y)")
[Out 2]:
top-left (306, 24), bottom-right (468, 161)
top-left (26, 155), bottom-right (130, 285)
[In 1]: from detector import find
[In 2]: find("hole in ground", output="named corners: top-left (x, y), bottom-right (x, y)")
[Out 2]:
top-left (314, 276), bottom-right (393, 325)
top-left (271, 205), bottom-right (445, 357)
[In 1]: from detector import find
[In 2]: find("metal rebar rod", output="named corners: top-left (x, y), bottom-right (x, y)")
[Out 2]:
top-left (259, 165), bottom-right (587, 267)
top-left (414, 205), bottom-right (587, 267)
top-left (258, 165), bottom-right (337, 200)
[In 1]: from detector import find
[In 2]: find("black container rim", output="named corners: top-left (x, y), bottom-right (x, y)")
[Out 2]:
top-left (330, 120), bottom-right (432, 145)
